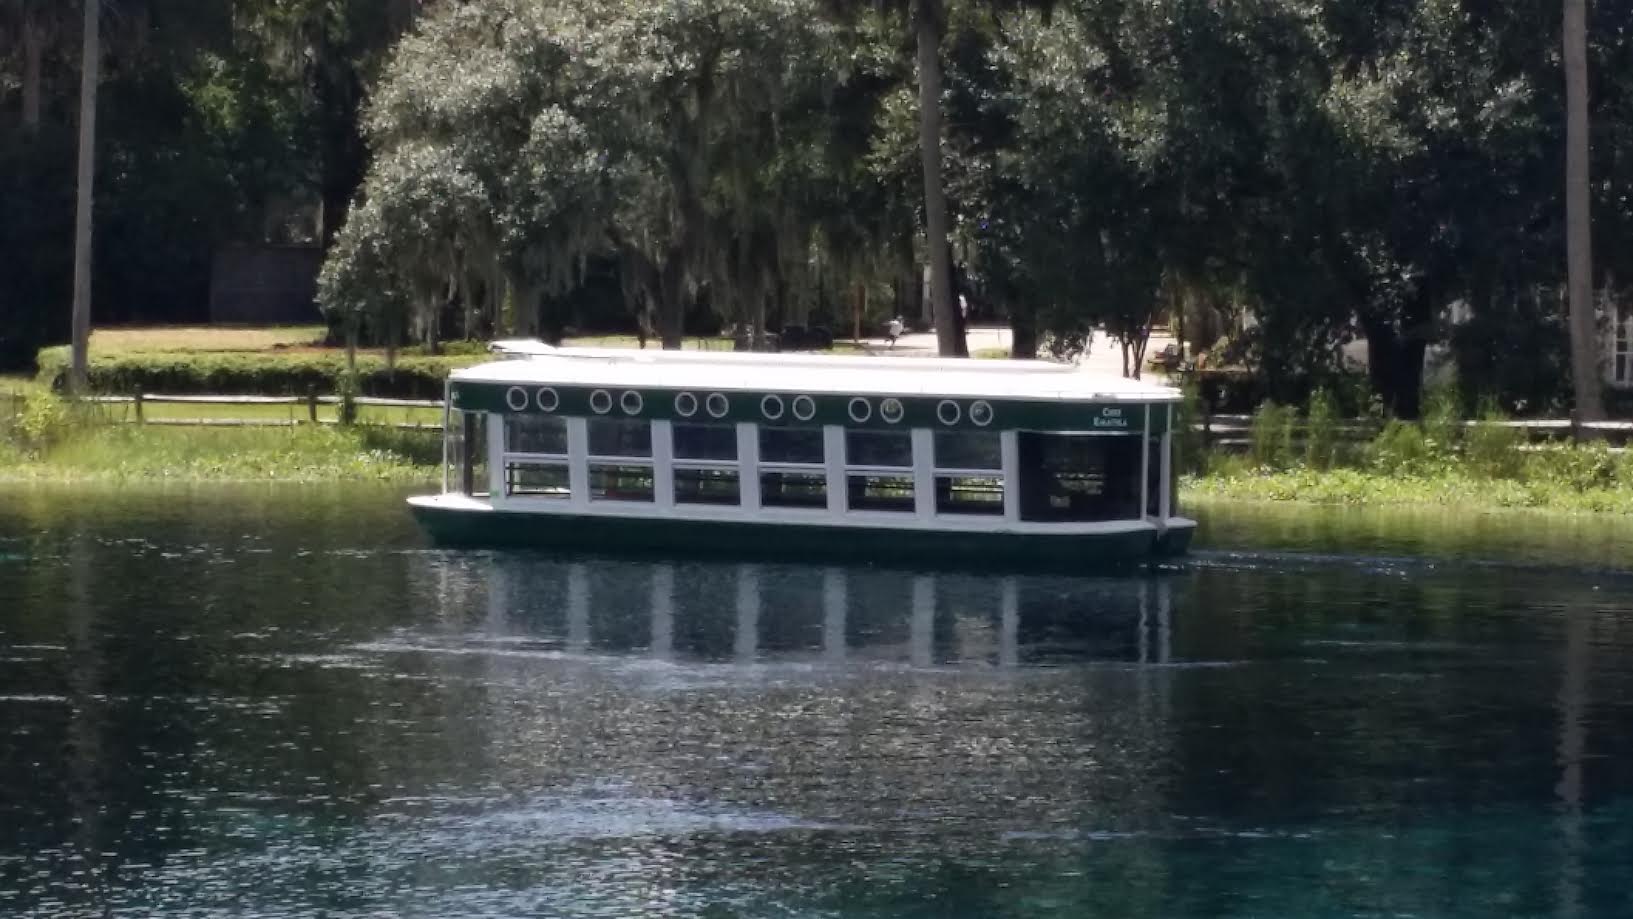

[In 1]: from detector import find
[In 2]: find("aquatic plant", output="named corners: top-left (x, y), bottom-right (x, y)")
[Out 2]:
top-left (1421, 381), bottom-right (1463, 459)
top-left (1249, 401), bottom-right (1296, 470)
top-left (0, 424), bottom-right (439, 483)
top-left (1366, 420), bottom-right (1434, 475)
top-left (1464, 399), bottom-right (1526, 479)
top-left (1304, 387), bottom-right (1341, 470)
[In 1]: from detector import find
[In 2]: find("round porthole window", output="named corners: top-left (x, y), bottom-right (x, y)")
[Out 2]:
top-left (761, 394), bottom-right (785, 421)
top-left (969, 400), bottom-right (994, 427)
top-left (706, 393), bottom-right (730, 419)
top-left (848, 397), bottom-right (872, 423)
top-left (589, 389), bottom-right (614, 415)
top-left (505, 386), bottom-right (530, 411)
top-left (792, 395), bottom-right (817, 422)
top-left (936, 400), bottom-right (961, 426)
top-left (880, 398), bottom-right (905, 424)
top-left (620, 391), bottom-right (644, 415)
top-left (535, 387), bottom-right (560, 412)
top-left (674, 392), bottom-right (699, 418)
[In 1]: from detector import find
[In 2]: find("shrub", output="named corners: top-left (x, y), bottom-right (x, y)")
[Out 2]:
top-left (1532, 441), bottom-right (1619, 492)
top-left (1250, 401), bottom-right (1296, 470)
top-left (1304, 387), bottom-right (1340, 470)
top-left (336, 367), bottom-right (361, 425)
top-left (12, 390), bottom-right (73, 452)
top-left (1465, 399), bottom-right (1526, 479)
top-left (1421, 380), bottom-right (1462, 459)
top-left (1367, 420), bottom-right (1433, 474)
top-left (34, 347), bottom-right (478, 399)
top-left (1174, 380), bottom-right (1206, 474)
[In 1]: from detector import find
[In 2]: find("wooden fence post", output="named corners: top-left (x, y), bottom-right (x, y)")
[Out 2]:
top-left (134, 388), bottom-right (144, 424)
top-left (307, 388), bottom-right (319, 424)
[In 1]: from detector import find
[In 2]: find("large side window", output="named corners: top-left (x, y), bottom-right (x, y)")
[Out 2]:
top-left (845, 430), bottom-right (914, 512)
top-left (503, 415), bottom-right (567, 499)
top-left (587, 418), bottom-right (653, 502)
top-left (933, 431), bottom-right (1003, 516)
top-left (759, 426), bottom-right (826, 509)
top-left (673, 422), bottom-right (740, 506)
top-left (1016, 432), bottom-right (1142, 522)
top-left (1617, 301), bottom-right (1631, 384)
top-left (448, 411), bottom-right (491, 498)
top-left (1147, 435), bottom-right (1162, 518)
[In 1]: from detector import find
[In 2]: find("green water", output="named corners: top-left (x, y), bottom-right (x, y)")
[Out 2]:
top-left (2, 486), bottom-right (1632, 917)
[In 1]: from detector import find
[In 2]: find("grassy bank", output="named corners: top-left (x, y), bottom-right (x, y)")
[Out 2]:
top-left (1, 414), bottom-right (439, 484)
top-left (1188, 461), bottom-right (1633, 514)
top-left (29, 327), bottom-right (882, 399)
top-left (1185, 392), bottom-right (1633, 515)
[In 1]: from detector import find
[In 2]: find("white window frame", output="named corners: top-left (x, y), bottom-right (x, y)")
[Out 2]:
top-left (671, 420), bottom-right (744, 508)
top-left (838, 427), bottom-right (918, 516)
top-left (585, 416), bottom-right (656, 504)
top-left (756, 424), bottom-right (829, 513)
top-left (498, 414), bottom-right (568, 503)
top-left (929, 428), bottom-right (1006, 520)
top-left (441, 383), bottom-right (452, 495)
top-left (1161, 404), bottom-right (1174, 521)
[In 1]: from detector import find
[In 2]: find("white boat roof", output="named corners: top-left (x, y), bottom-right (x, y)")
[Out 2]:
top-left (452, 341), bottom-right (1180, 403)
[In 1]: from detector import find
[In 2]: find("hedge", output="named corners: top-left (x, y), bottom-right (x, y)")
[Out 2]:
top-left (35, 347), bottom-right (484, 399)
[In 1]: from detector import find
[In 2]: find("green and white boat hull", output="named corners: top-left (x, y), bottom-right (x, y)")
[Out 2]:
top-left (409, 495), bottom-right (1195, 570)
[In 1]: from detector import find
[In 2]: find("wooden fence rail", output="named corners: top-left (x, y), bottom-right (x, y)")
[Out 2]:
top-left (78, 392), bottom-right (445, 431)
top-left (10, 393), bottom-right (1633, 444)
top-left (1197, 413), bottom-right (1633, 451)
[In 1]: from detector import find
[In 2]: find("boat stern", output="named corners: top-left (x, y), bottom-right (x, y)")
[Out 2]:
top-left (1154, 517), bottom-right (1198, 557)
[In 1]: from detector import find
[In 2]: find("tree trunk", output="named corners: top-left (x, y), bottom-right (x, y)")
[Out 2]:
top-left (69, 0), bottom-right (99, 395)
top-left (1361, 317), bottom-right (1428, 419)
top-left (22, 14), bottom-right (44, 134)
top-left (1009, 302), bottom-right (1038, 360)
top-left (313, 20), bottom-right (368, 251)
top-left (658, 249), bottom-right (687, 350)
top-left (389, 0), bottom-right (420, 35)
top-left (853, 283), bottom-right (864, 344)
top-left (1564, 0), bottom-right (1605, 429)
top-left (914, 1), bottom-right (965, 358)
top-left (1122, 319), bottom-right (1153, 380)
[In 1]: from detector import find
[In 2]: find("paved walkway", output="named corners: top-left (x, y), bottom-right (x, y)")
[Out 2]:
top-left (858, 326), bottom-right (1177, 379)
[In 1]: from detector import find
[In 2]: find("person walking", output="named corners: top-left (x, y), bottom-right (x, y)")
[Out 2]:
top-left (886, 316), bottom-right (904, 348)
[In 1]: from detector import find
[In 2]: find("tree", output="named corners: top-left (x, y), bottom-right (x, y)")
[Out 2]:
top-left (13, 1), bottom-right (52, 133)
top-left (1563, 0), bottom-right (1603, 426)
top-left (324, 0), bottom-right (861, 351)
top-left (914, 0), bottom-right (963, 356)
top-left (68, 0), bottom-right (97, 393)
top-left (826, 0), bottom-right (1059, 358)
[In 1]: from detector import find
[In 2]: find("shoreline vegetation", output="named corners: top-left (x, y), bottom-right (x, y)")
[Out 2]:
top-left (1181, 387), bottom-right (1633, 515)
top-left (0, 422), bottom-right (441, 484)
top-left (7, 333), bottom-right (1633, 511)
top-left (6, 385), bottom-right (1633, 516)
top-left (2, 370), bottom-right (438, 484)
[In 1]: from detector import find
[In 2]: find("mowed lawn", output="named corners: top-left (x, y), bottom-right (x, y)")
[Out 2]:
top-left (102, 399), bottom-right (443, 427)
top-left (28, 326), bottom-right (441, 426)
top-left (89, 325), bottom-right (329, 353)
top-left (21, 325), bottom-right (880, 427)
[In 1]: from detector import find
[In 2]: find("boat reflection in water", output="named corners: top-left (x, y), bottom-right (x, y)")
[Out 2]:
top-left (411, 553), bottom-right (1177, 671)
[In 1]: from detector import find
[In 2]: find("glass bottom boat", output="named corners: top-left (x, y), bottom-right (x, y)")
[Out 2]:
top-left (412, 343), bottom-right (1196, 569)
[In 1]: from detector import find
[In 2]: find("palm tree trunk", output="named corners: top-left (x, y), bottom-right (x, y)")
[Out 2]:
top-left (914, 0), bottom-right (966, 358)
top-left (69, 0), bottom-right (99, 395)
top-left (22, 12), bottom-right (44, 134)
top-left (1564, 0), bottom-right (1604, 430)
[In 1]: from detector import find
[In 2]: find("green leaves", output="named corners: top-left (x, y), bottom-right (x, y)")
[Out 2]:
top-left (322, 0), bottom-right (861, 344)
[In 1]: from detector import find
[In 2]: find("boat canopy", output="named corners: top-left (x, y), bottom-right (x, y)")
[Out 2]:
top-left (462, 343), bottom-right (1180, 405)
